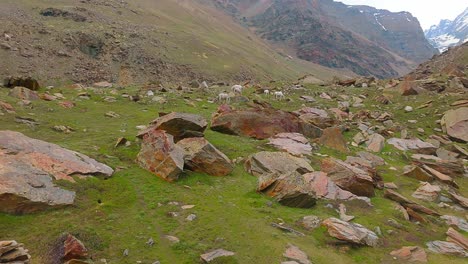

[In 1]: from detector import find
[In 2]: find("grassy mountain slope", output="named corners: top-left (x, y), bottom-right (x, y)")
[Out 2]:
top-left (0, 0), bottom-right (345, 86)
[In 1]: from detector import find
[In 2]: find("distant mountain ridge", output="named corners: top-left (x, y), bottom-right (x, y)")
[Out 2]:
top-left (209, 0), bottom-right (438, 78)
top-left (425, 7), bottom-right (468, 52)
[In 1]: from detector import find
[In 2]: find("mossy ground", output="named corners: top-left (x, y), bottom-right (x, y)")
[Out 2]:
top-left (0, 83), bottom-right (466, 263)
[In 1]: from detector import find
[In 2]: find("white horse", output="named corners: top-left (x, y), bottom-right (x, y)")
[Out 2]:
top-left (264, 89), bottom-right (270, 96)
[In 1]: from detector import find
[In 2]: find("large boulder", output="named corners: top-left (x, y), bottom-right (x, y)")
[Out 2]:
top-left (283, 244), bottom-right (311, 264)
top-left (267, 133), bottom-right (312, 156)
top-left (245, 151), bottom-right (313, 177)
top-left (140, 112), bottom-right (208, 142)
top-left (322, 218), bottom-right (379, 247)
top-left (0, 131), bottom-right (113, 214)
top-left (321, 158), bottom-right (375, 197)
top-left (0, 240), bottom-right (31, 263)
top-left (176, 137), bottom-right (233, 176)
top-left (387, 138), bottom-right (437, 154)
top-left (257, 172), bottom-right (317, 208)
top-left (136, 130), bottom-right (185, 182)
top-left (8, 87), bottom-right (39, 101)
top-left (441, 107), bottom-right (468, 142)
top-left (210, 104), bottom-right (322, 140)
top-left (366, 133), bottom-right (385, 153)
top-left (3, 76), bottom-right (40, 90)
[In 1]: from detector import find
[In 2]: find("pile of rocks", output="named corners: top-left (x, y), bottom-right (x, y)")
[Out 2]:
top-left (136, 112), bottom-right (233, 182)
top-left (0, 241), bottom-right (31, 263)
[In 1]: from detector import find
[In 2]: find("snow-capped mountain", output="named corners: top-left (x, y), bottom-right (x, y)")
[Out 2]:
top-left (425, 7), bottom-right (468, 52)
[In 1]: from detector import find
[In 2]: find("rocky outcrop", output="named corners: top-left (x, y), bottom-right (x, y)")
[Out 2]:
top-left (384, 189), bottom-right (440, 217)
top-left (176, 137), bottom-right (233, 176)
top-left (139, 112), bottom-right (208, 142)
top-left (441, 107), bottom-right (468, 142)
top-left (0, 241), bottom-right (31, 263)
top-left (0, 131), bottom-right (113, 214)
top-left (322, 218), bottom-right (379, 247)
top-left (211, 104), bottom-right (322, 140)
top-left (268, 133), bottom-right (312, 156)
top-left (136, 130), bottom-right (185, 182)
top-left (321, 158), bottom-right (375, 197)
top-left (411, 182), bottom-right (441, 202)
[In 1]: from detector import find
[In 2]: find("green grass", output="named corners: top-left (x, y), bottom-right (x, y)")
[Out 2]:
top-left (0, 83), bottom-right (466, 264)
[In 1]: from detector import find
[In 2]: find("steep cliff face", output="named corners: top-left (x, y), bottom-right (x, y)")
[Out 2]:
top-left (211, 0), bottom-right (438, 78)
top-left (425, 8), bottom-right (468, 52)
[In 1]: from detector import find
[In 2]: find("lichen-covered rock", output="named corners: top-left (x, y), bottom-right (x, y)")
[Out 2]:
top-left (0, 131), bottom-right (113, 214)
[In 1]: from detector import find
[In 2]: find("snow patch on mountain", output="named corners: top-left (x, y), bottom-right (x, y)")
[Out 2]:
top-left (425, 7), bottom-right (468, 52)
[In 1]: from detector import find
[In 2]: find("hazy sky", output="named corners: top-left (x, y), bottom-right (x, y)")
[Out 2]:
top-left (337, 0), bottom-right (467, 29)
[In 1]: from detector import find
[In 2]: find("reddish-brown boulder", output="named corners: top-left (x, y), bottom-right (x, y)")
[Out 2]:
top-left (0, 101), bottom-right (15, 113)
top-left (447, 228), bottom-right (468, 251)
top-left (321, 158), bottom-right (375, 197)
top-left (211, 104), bottom-right (322, 140)
top-left (176, 137), bottom-right (233, 176)
top-left (390, 246), bottom-right (427, 262)
top-left (137, 130), bottom-right (184, 182)
top-left (49, 234), bottom-right (89, 264)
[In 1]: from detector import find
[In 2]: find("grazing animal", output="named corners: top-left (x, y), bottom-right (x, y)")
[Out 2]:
top-left (274, 91), bottom-right (285, 100)
top-left (218, 92), bottom-right (230, 103)
top-left (263, 89), bottom-right (270, 96)
top-left (231, 85), bottom-right (243, 95)
top-left (146, 90), bottom-right (154, 97)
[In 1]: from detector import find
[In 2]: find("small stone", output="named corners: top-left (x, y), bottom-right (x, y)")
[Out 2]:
top-left (200, 249), bottom-right (235, 262)
top-left (186, 214), bottom-right (197, 221)
top-left (405, 106), bottom-right (413, 112)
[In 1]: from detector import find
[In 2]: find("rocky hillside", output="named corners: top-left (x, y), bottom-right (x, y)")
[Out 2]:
top-left (209, 0), bottom-right (438, 78)
top-left (0, 0), bottom-right (344, 86)
top-left (399, 42), bottom-right (468, 96)
top-left (425, 7), bottom-right (468, 52)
